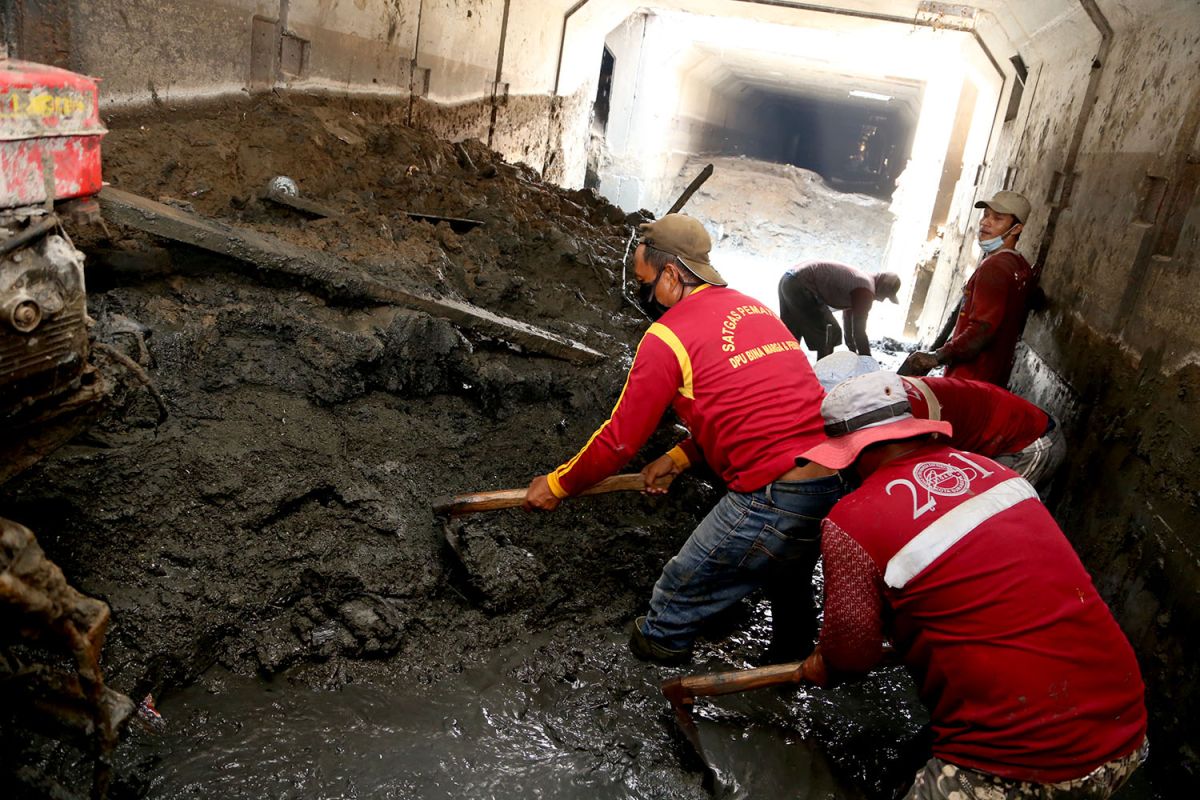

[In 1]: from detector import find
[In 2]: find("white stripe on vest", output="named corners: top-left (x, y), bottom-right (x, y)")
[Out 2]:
top-left (884, 477), bottom-right (1039, 589)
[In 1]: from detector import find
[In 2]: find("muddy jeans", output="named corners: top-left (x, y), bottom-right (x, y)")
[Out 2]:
top-left (904, 739), bottom-right (1148, 800)
top-left (639, 474), bottom-right (844, 654)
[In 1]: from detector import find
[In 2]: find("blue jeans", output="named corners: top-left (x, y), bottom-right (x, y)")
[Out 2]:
top-left (640, 474), bottom-right (845, 654)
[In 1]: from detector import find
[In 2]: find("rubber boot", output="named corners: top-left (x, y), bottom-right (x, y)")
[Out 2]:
top-left (628, 616), bottom-right (691, 665)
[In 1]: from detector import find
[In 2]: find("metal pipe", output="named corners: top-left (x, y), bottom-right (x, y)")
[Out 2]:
top-left (0, 214), bottom-right (58, 259)
top-left (407, 0), bottom-right (427, 127)
top-left (487, 0), bottom-right (514, 148)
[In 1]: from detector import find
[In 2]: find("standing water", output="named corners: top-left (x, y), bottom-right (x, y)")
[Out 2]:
top-left (120, 617), bottom-right (940, 799)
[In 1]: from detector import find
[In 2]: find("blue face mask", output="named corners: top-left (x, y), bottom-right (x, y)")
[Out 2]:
top-left (979, 223), bottom-right (1017, 254)
top-left (979, 234), bottom-right (1005, 254)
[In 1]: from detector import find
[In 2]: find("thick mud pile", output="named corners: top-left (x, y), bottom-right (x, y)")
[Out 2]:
top-left (1, 95), bottom-right (927, 798)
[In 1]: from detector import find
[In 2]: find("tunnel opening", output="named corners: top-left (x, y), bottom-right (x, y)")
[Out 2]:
top-left (588, 7), bottom-right (992, 351)
top-left (770, 94), bottom-right (916, 199)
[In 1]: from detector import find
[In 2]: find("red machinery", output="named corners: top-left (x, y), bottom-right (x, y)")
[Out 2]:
top-left (0, 55), bottom-right (105, 445)
top-left (1, 59), bottom-right (131, 800)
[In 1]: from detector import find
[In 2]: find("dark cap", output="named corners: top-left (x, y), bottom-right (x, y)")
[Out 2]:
top-left (637, 214), bottom-right (726, 286)
top-left (874, 272), bottom-right (901, 303)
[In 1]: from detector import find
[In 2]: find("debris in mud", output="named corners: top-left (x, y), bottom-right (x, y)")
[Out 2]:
top-left (1, 94), bottom-right (936, 798)
top-left (1, 517), bottom-right (133, 798)
top-left (443, 518), bottom-right (546, 614)
top-left (134, 694), bottom-right (165, 733)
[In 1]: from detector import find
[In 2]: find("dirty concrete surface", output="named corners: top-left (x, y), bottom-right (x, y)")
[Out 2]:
top-left (0, 94), bottom-right (1141, 799)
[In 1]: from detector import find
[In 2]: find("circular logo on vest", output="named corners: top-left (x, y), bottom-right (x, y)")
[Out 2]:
top-left (912, 461), bottom-right (971, 496)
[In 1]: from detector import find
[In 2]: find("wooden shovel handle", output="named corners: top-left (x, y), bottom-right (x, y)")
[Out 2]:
top-left (662, 661), bottom-right (810, 707)
top-left (432, 472), bottom-right (673, 517)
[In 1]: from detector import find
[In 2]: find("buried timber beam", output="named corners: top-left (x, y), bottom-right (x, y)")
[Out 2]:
top-left (97, 187), bottom-right (604, 365)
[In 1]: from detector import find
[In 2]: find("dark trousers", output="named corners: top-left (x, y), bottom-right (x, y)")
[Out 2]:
top-left (778, 273), bottom-right (841, 358)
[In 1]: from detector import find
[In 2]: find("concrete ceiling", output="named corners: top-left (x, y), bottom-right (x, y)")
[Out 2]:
top-left (692, 42), bottom-right (924, 116)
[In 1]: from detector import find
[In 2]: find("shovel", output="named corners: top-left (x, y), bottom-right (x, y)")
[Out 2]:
top-left (432, 472), bottom-right (673, 517)
top-left (660, 657), bottom-right (825, 786)
top-left (433, 472), bottom-right (675, 579)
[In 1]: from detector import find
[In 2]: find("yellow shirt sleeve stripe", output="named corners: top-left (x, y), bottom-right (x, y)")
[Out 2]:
top-left (546, 471), bottom-right (568, 499)
top-left (646, 322), bottom-right (694, 400)
top-left (666, 445), bottom-right (691, 470)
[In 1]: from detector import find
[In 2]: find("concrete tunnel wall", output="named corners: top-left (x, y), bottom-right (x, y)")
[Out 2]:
top-left (915, 0), bottom-right (1200, 766)
top-left (597, 12), bottom-right (775, 213)
top-left (3, 0), bottom-right (1199, 777)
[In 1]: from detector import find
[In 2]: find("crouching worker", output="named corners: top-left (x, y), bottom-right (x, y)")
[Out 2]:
top-left (794, 371), bottom-right (1147, 799)
top-left (523, 213), bottom-right (842, 664)
top-left (814, 352), bottom-right (1066, 492)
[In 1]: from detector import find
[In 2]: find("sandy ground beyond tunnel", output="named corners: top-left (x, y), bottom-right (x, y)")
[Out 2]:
top-left (2, 95), bottom-right (931, 799)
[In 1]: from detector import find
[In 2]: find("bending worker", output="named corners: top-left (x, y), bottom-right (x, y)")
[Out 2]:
top-left (523, 213), bottom-right (841, 664)
top-left (795, 371), bottom-right (1147, 800)
top-left (814, 352), bottom-right (1065, 491)
top-left (777, 260), bottom-right (901, 359)
top-left (903, 191), bottom-right (1035, 385)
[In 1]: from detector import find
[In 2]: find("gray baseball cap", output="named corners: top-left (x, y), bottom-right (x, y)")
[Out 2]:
top-left (974, 190), bottom-right (1031, 223)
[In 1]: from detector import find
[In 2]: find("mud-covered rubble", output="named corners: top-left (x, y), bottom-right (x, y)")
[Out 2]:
top-left (0, 93), bottom-right (726, 795)
top-left (1, 94), bottom-right (930, 799)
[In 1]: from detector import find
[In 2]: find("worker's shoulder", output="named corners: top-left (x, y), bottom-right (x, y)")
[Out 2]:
top-left (978, 249), bottom-right (1032, 277)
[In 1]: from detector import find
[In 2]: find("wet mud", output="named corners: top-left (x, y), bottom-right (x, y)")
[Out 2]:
top-left (0, 93), bottom-right (1080, 798)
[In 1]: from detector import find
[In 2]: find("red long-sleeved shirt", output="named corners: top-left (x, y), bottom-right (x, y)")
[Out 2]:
top-left (938, 250), bottom-right (1034, 386)
top-left (548, 285), bottom-right (826, 497)
top-left (819, 443), bottom-right (1146, 783)
top-left (901, 376), bottom-right (1049, 457)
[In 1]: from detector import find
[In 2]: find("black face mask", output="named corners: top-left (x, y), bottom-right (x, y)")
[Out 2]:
top-left (636, 272), bottom-right (667, 321)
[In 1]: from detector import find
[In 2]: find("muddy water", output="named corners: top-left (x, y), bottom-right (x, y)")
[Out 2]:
top-left (128, 635), bottom-right (711, 800)
top-left (120, 605), bottom-right (936, 800)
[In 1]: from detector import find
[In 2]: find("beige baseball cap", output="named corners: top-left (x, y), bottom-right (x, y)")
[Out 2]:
top-left (974, 190), bottom-right (1031, 223)
top-left (637, 214), bottom-right (726, 286)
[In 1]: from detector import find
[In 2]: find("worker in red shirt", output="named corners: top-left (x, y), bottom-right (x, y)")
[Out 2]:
top-left (523, 214), bottom-right (842, 663)
top-left (903, 191), bottom-right (1034, 386)
top-left (814, 352), bottom-right (1065, 491)
top-left (793, 371), bottom-right (1147, 799)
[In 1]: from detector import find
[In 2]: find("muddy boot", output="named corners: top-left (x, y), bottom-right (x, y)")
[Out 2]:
top-left (628, 616), bottom-right (691, 665)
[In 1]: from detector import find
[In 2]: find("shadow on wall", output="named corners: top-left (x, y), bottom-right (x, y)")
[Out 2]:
top-left (1012, 316), bottom-right (1200, 787)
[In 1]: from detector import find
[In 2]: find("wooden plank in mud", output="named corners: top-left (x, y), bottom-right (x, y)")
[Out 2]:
top-left (262, 188), bottom-right (343, 219)
top-left (98, 187), bottom-right (604, 365)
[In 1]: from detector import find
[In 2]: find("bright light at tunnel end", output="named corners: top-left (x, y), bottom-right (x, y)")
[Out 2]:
top-left (849, 89), bottom-right (893, 102)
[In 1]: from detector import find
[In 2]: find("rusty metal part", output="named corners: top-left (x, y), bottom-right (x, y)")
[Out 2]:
top-left (662, 679), bottom-right (718, 790)
top-left (0, 213), bottom-right (58, 258)
top-left (91, 342), bottom-right (168, 424)
top-left (1, 223), bottom-right (90, 419)
top-left (0, 364), bottom-right (109, 485)
top-left (3, 295), bottom-right (42, 332)
top-left (1, 517), bottom-right (134, 799)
